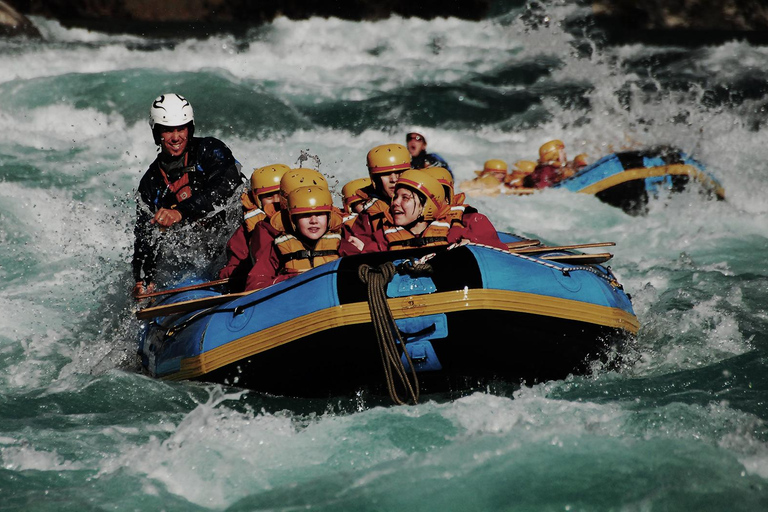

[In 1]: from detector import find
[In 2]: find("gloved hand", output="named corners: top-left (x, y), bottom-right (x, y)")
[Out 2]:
top-left (151, 208), bottom-right (183, 228)
top-left (132, 281), bottom-right (156, 299)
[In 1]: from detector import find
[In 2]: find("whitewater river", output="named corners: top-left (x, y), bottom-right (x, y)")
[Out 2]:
top-left (1, 1), bottom-right (767, 510)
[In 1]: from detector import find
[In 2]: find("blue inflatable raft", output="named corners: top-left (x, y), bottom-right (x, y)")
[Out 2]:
top-left (554, 146), bottom-right (725, 215)
top-left (136, 236), bottom-right (639, 401)
top-left (462, 147), bottom-right (725, 216)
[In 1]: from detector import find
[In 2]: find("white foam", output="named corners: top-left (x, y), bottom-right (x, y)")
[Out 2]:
top-left (1, 443), bottom-right (82, 471)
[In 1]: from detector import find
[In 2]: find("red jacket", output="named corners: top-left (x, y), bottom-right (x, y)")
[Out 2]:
top-left (452, 211), bottom-right (508, 250)
top-left (343, 185), bottom-right (390, 249)
top-left (218, 224), bottom-right (252, 292)
top-left (365, 209), bottom-right (507, 252)
top-left (244, 210), bottom-right (359, 291)
top-left (218, 194), bottom-right (270, 292)
top-left (523, 164), bottom-right (566, 189)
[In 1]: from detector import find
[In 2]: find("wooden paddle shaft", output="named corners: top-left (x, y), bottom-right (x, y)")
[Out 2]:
top-left (135, 278), bottom-right (230, 299)
top-left (512, 242), bottom-right (615, 254)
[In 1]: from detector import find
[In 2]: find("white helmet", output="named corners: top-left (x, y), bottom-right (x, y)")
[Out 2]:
top-left (149, 93), bottom-right (195, 143)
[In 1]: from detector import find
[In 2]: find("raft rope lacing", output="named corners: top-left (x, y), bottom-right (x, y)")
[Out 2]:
top-left (357, 260), bottom-right (434, 405)
top-left (464, 241), bottom-right (622, 286)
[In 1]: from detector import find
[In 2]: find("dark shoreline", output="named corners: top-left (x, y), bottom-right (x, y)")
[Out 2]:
top-left (0, 0), bottom-right (492, 39)
top-left (3, 0), bottom-right (768, 47)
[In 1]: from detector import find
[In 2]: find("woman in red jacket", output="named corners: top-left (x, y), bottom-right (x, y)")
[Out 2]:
top-left (366, 170), bottom-right (507, 252)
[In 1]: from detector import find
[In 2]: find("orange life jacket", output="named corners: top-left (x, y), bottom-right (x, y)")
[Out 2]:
top-left (444, 195), bottom-right (477, 227)
top-left (159, 156), bottom-right (193, 204)
top-left (356, 188), bottom-right (390, 231)
top-left (382, 219), bottom-right (452, 250)
top-left (240, 192), bottom-right (268, 232)
top-left (270, 209), bottom-right (344, 274)
top-left (343, 212), bottom-right (358, 229)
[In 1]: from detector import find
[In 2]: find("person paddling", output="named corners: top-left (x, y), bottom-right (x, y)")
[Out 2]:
top-left (132, 93), bottom-right (244, 298)
top-left (218, 163), bottom-right (290, 292)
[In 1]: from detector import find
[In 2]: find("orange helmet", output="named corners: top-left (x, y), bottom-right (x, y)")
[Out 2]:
top-left (512, 160), bottom-right (536, 174)
top-left (507, 160), bottom-right (536, 182)
top-left (476, 159), bottom-right (508, 182)
top-left (250, 163), bottom-right (290, 207)
top-left (395, 169), bottom-right (446, 221)
top-left (573, 153), bottom-right (588, 168)
top-left (422, 166), bottom-right (454, 204)
top-left (287, 186), bottom-right (334, 232)
top-left (483, 159), bottom-right (508, 173)
top-left (539, 140), bottom-right (565, 163)
top-left (366, 143), bottom-right (411, 176)
top-left (341, 177), bottom-right (372, 214)
top-left (280, 168), bottom-right (328, 209)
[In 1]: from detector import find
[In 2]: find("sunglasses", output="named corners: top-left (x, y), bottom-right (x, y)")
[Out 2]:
top-left (407, 134), bottom-right (423, 142)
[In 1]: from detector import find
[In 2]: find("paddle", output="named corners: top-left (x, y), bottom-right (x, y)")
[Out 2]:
top-left (135, 278), bottom-right (230, 299)
top-left (505, 239), bottom-right (541, 250)
top-left (540, 252), bottom-right (613, 264)
top-left (135, 290), bottom-right (255, 321)
top-left (512, 241), bottom-right (616, 254)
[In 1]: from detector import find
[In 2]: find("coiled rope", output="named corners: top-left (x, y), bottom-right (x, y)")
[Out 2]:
top-left (358, 261), bottom-right (426, 405)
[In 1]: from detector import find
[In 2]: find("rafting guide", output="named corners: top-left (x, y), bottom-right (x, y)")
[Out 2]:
top-left (131, 93), bottom-right (245, 298)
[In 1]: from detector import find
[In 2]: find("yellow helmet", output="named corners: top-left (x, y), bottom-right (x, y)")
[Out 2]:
top-left (366, 143), bottom-right (411, 176)
top-left (250, 163), bottom-right (290, 207)
top-left (395, 169), bottom-right (446, 221)
top-left (341, 177), bottom-right (372, 213)
top-left (539, 140), bottom-right (565, 163)
top-left (287, 186), bottom-right (334, 231)
top-left (422, 167), bottom-right (454, 204)
top-left (573, 153), bottom-right (588, 168)
top-left (512, 160), bottom-right (536, 174)
top-left (481, 159), bottom-right (508, 175)
top-left (280, 168), bottom-right (328, 209)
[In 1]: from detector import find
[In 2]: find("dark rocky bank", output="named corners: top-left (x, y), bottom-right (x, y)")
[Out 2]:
top-left (0, 0), bottom-right (492, 38)
top-left (591, 0), bottom-right (768, 46)
top-left (2, 0), bottom-right (768, 45)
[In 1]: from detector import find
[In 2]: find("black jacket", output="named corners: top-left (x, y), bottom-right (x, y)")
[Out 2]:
top-left (132, 137), bottom-right (244, 283)
top-left (411, 151), bottom-right (453, 177)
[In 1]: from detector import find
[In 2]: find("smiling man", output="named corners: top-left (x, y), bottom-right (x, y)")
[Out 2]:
top-left (132, 93), bottom-right (244, 298)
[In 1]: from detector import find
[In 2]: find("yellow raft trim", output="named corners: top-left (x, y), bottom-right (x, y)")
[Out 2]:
top-left (577, 164), bottom-right (726, 198)
top-left (166, 288), bottom-right (640, 381)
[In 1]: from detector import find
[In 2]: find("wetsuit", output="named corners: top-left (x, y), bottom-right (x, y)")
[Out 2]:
top-left (132, 136), bottom-right (244, 286)
top-left (411, 151), bottom-right (453, 177)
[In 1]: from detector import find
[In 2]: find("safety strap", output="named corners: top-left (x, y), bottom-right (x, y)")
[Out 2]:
top-left (387, 236), bottom-right (448, 249)
top-left (280, 249), bottom-right (339, 262)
